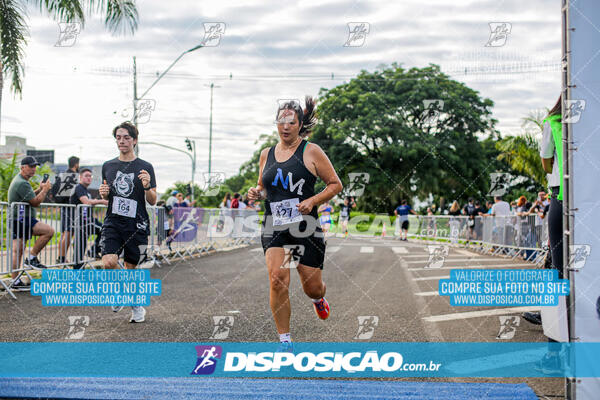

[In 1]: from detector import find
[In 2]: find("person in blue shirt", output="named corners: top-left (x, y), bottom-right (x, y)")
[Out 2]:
top-left (394, 200), bottom-right (417, 241)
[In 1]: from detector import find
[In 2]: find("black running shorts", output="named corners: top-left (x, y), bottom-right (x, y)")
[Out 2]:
top-left (261, 226), bottom-right (326, 269)
top-left (401, 220), bottom-right (409, 230)
top-left (100, 225), bottom-right (148, 265)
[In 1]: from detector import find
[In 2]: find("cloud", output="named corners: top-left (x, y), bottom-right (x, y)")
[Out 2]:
top-left (2, 0), bottom-right (562, 192)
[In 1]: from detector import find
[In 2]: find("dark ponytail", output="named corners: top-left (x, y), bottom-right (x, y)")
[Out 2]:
top-left (299, 96), bottom-right (317, 137)
top-left (548, 95), bottom-right (562, 118)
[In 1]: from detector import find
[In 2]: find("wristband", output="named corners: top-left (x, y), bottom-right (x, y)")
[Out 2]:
top-left (144, 186), bottom-right (152, 191)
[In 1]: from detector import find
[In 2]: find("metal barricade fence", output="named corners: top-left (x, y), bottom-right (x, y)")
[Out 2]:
top-left (409, 213), bottom-right (548, 265)
top-left (2, 203), bottom-right (260, 299)
top-left (74, 204), bottom-right (107, 269)
top-left (0, 202), bottom-right (13, 297)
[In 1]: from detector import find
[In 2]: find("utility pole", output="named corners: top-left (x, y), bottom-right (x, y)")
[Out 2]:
top-left (133, 56), bottom-right (138, 126)
top-left (205, 83), bottom-right (220, 176)
top-left (133, 56), bottom-right (139, 155)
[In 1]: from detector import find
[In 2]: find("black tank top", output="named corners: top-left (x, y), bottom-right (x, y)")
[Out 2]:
top-left (262, 139), bottom-right (318, 224)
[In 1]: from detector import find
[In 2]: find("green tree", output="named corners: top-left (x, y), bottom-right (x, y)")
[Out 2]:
top-left (1, 0), bottom-right (139, 135)
top-left (311, 63), bottom-right (499, 213)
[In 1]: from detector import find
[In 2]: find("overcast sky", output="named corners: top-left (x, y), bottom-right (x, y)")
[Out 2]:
top-left (1, 0), bottom-right (561, 192)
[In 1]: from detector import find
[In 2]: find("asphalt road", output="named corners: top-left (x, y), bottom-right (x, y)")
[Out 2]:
top-left (0, 236), bottom-right (563, 399)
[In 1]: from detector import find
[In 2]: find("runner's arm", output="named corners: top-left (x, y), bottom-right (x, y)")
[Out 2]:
top-left (248, 148), bottom-right (268, 200)
top-left (304, 143), bottom-right (343, 207)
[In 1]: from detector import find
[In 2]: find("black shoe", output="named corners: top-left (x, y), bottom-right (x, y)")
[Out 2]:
top-left (12, 279), bottom-right (31, 292)
top-left (56, 256), bottom-right (66, 264)
top-left (523, 312), bottom-right (542, 325)
top-left (24, 256), bottom-right (46, 270)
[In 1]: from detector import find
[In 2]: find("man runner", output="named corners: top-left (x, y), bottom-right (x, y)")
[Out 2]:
top-left (99, 122), bottom-right (157, 323)
top-left (394, 199), bottom-right (416, 241)
top-left (247, 97), bottom-right (343, 352)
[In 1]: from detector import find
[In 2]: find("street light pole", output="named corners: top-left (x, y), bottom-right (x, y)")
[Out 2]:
top-left (205, 83), bottom-right (220, 176)
top-left (140, 140), bottom-right (197, 202)
top-left (131, 44), bottom-right (204, 154)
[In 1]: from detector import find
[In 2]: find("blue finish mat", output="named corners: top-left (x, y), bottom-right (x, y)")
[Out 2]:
top-left (0, 378), bottom-right (538, 399)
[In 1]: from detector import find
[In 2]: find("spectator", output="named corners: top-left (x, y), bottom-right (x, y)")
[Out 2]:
top-left (166, 190), bottom-right (179, 209)
top-left (448, 201), bottom-right (461, 216)
top-left (491, 195), bottom-right (511, 245)
top-left (231, 193), bottom-right (246, 209)
top-left (8, 156), bottom-right (54, 291)
top-left (70, 168), bottom-right (108, 268)
top-left (220, 193), bottom-right (231, 208)
top-left (185, 194), bottom-right (196, 207)
top-left (462, 198), bottom-right (478, 241)
top-left (484, 200), bottom-right (493, 215)
top-left (524, 95), bottom-right (564, 372)
top-left (173, 192), bottom-right (189, 208)
top-left (56, 156), bottom-right (80, 265)
top-left (448, 201), bottom-right (461, 244)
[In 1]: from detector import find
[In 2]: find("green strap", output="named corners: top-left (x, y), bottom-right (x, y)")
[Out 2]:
top-left (303, 140), bottom-right (309, 154)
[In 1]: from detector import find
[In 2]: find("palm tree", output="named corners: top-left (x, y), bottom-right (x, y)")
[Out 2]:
top-left (495, 109), bottom-right (549, 188)
top-left (0, 0), bottom-right (139, 137)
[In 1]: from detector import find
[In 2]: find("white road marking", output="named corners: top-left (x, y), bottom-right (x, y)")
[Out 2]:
top-left (422, 306), bottom-right (541, 322)
top-left (227, 310), bottom-right (241, 314)
top-left (408, 263), bottom-right (533, 271)
top-left (412, 275), bottom-right (450, 281)
top-left (406, 258), bottom-right (504, 263)
top-left (360, 246), bottom-right (374, 253)
top-left (455, 249), bottom-right (478, 256)
top-left (391, 247), bottom-right (408, 254)
top-left (415, 291), bottom-right (439, 296)
top-left (327, 246), bottom-right (341, 253)
top-left (250, 248), bottom-right (262, 252)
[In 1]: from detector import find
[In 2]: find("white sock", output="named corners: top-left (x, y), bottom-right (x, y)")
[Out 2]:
top-left (279, 333), bottom-right (291, 343)
top-left (28, 255), bottom-right (36, 260)
top-left (311, 298), bottom-right (323, 304)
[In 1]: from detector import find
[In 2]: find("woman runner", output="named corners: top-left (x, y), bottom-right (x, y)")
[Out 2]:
top-left (247, 97), bottom-right (342, 352)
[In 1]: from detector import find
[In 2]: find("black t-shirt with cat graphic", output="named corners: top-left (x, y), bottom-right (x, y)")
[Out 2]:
top-left (101, 157), bottom-right (156, 233)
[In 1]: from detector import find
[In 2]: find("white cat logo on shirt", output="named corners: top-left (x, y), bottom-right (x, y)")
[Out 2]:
top-left (114, 171), bottom-right (135, 197)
